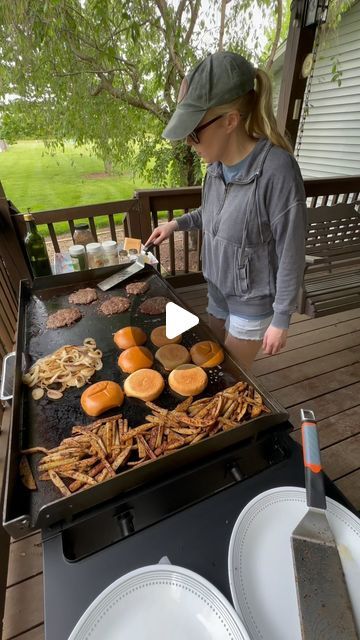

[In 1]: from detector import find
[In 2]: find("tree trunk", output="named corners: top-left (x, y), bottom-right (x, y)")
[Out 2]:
top-left (183, 146), bottom-right (201, 251)
top-left (104, 158), bottom-right (113, 174)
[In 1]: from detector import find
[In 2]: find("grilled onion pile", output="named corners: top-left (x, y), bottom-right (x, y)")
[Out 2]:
top-left (22, 338), bottom-right (102, 400)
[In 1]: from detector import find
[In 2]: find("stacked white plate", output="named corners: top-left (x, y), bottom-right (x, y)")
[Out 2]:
top-left (68, 487), bottom-right (360, 640)
top-left (68, 564), bottom-right (251, 640)
top-left (228, 487), bottom-right (360, 640)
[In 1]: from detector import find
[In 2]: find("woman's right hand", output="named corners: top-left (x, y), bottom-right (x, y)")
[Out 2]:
top-left (145, 220), bottom-right (178, 247)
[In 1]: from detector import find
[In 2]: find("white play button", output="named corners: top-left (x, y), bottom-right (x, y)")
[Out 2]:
top-left (165, 302), bottom-right (199, 339)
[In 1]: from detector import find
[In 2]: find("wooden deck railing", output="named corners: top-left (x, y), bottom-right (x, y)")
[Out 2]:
top-left (0, 175), bottom-right (359, 364)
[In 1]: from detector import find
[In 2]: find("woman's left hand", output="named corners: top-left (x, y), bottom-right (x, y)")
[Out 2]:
top-left (262, 326), bottom-right (288, 355)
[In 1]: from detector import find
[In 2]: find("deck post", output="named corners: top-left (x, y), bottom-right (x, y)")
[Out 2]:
top-left (276, 1), bottom-right (327, 149)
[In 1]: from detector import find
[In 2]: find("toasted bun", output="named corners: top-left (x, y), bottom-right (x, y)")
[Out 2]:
top-left (168, 364), bottom-right (208, 397)
top-left (114, 326), bottom-right (147, 349)
top-left (190, 340), bottom-right (224, 368)
top-left (155, 344), bottom-right (191, 371)
top-left (117, 346), bottom-right (153, 373)
top-left (124, 369), bottom-right (164, 401)
top-left (150, 325), bottom-right (182, 347)
top-left (81, 381), bottom-right (124, 417)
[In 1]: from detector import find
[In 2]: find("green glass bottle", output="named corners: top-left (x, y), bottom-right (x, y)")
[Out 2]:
top-left (23, 212), bottom-right (52, 277)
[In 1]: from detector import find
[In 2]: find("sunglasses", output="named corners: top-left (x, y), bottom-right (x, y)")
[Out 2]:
top-left (188, 114), bottom-right (225, 144)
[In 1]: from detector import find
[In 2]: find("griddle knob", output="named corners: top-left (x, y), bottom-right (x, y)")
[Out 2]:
top-left (229, 462), bottom-right (244, 482)
top-left (115, 510), bottom-right (135, 538)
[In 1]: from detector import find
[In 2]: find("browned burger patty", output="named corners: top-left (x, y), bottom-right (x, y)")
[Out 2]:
top-left (138, 296), bottom-right (171, 315)
top-left (100, 297), bottom-right (130, 315)
top-left (46, 308), bottom-right (82, 329)
top-left (125, 281), bottom-right (149, 295)
top-left (68, 288), bottom-right (98, 305)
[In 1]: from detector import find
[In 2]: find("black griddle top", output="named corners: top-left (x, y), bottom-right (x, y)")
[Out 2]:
top-left (5, 266), bottom-right (287, 536)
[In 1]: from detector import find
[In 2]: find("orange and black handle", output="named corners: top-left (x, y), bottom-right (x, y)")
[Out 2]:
top-left (300, 409), bottom-right (326, 510)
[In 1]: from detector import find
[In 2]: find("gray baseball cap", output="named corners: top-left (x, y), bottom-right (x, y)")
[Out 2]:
top-left (162, 51), bottom-right (255, 141)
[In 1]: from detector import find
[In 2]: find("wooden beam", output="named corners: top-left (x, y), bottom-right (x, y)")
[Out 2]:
top-left (0, 182), bottom-right (31, 292)
top-left (276, 1), bottom-right (318, 148)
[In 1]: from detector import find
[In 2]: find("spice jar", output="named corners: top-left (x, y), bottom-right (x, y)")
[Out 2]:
top-left (73, 223), bottom-right (94, 247)
top-left (86, 242), bottom-right (104, 269)
top-left (102, 240), bottom-right (119, 266)
top-left (128, 248), bottom-right (138, 261)
top-left (118, 249), bottom-right (129, 264)
top-left (69, 244), bottom-right (86, 271)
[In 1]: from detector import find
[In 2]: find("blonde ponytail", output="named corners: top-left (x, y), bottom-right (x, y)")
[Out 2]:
top-left (247, 69), bottom-right (293, 153)
top-left (207, 67), bottom-right (293, 154)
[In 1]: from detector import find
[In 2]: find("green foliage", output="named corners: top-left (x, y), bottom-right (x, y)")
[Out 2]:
top-left (0, 0), bottom-right (283, 186)
top-left (326, 0), bottom-right (357, 29)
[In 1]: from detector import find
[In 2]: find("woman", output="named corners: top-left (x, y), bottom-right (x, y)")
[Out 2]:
top-left (146, 51), bottom-right (307, 370)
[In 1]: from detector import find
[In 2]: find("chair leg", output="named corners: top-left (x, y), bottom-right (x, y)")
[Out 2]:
top-left (297, 285), bottom-right (306, 314)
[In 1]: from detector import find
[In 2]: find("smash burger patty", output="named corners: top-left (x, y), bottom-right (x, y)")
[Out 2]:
top-left (138, 296), bottom-right (171, 315)
top-left (68, 288), bottom-right (98, 305)
top-left (46, 308), bottom-right (82, 329)
top-left (99, 296), bottom-right (130, 315)
top-left (125, 281), bottom-right (149, 295)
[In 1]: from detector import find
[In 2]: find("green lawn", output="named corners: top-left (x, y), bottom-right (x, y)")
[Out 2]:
top-left (0, 140), bottom-right (152, 234)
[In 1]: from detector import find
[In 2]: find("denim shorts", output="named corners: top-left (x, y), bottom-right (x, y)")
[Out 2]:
top-left (207, 283), bottom-right (273, 341)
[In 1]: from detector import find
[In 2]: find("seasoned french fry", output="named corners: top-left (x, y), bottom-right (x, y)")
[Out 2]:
top-left (19, 455), bottom-right (37, 490)
top-left (174, 396), bottom-right (193, 412)
top-left (38, 458), bottom-right (79, 471)
top-left (69, 461), bottom-right (105, 492)
top-left (148, 427), bottom-right (158, 452)
top-left (120, 422), bottom-right (154, 441)
top-left (21, 447), bottom-right (49, 455)
top-left (138, 435), bottom-right (156, 460)
top-left (49, 470), bottom-right (71, 497)
top-left (127, 458), bottom-right (146, 466)
top-left (112, 446), bottom-right (132, 471)
top-left (155, 423), bottom-right (164, 449)
top-left (137, 436), bottom-right (146, 459)
top-left (223, 400), bottom-right (237, 419)
top-left (60, 470), bottom-right (97, 486)
top-left (189, 432), bottom-right (206, 445)
top-left (95, 468), bottom-right (110, 483)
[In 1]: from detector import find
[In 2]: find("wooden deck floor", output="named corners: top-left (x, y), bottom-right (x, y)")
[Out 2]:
top-left (2, 282), bottom-right (360, 639)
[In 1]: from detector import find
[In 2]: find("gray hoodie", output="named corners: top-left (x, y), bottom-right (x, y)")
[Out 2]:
top-left (175, 138), bottom-right (307, 329)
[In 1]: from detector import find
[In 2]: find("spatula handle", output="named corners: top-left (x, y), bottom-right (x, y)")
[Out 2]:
top-left (300, 409), bottom-right (326, 510)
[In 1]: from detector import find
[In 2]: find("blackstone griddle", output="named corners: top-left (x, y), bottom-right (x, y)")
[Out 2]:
top-left (3, 265), bottom-right (356, 640)
top-left (3, 264), bottom-right (287, 537)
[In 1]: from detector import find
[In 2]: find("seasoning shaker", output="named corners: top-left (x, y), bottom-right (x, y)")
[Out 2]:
top-left (128, 248), bottom-right (139, 261)
top-left (102, 240), bottom-right (119, 266)
top-left (86, 242), bottom-right (104, 269)
top-left (118, 249), bottom-right (129, 264)
top-left (69, 244), bottom-right (86, 271)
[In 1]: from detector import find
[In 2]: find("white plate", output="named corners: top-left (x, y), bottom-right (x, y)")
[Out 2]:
top-left (68, 563), bottom-right (251, 640)
top-left (228, 487), bottom-right (360, 640)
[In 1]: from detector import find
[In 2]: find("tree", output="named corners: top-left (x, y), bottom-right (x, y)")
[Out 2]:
top-left (0, 0), bottom-right (284, 186)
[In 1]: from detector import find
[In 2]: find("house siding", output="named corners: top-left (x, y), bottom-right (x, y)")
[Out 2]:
top-left (272, 0), bottom-right (360, 178)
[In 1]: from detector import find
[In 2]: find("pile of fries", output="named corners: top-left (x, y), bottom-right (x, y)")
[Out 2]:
top-left (22, 338), bottom-right (102, 400)
top-left (22, 381), bottom-right (269, 496)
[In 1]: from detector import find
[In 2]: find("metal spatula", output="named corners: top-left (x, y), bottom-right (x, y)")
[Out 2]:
top-left (291, 409), bottom-right (358, 639)
top-left (97, 243), bottom-right (155, 291)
